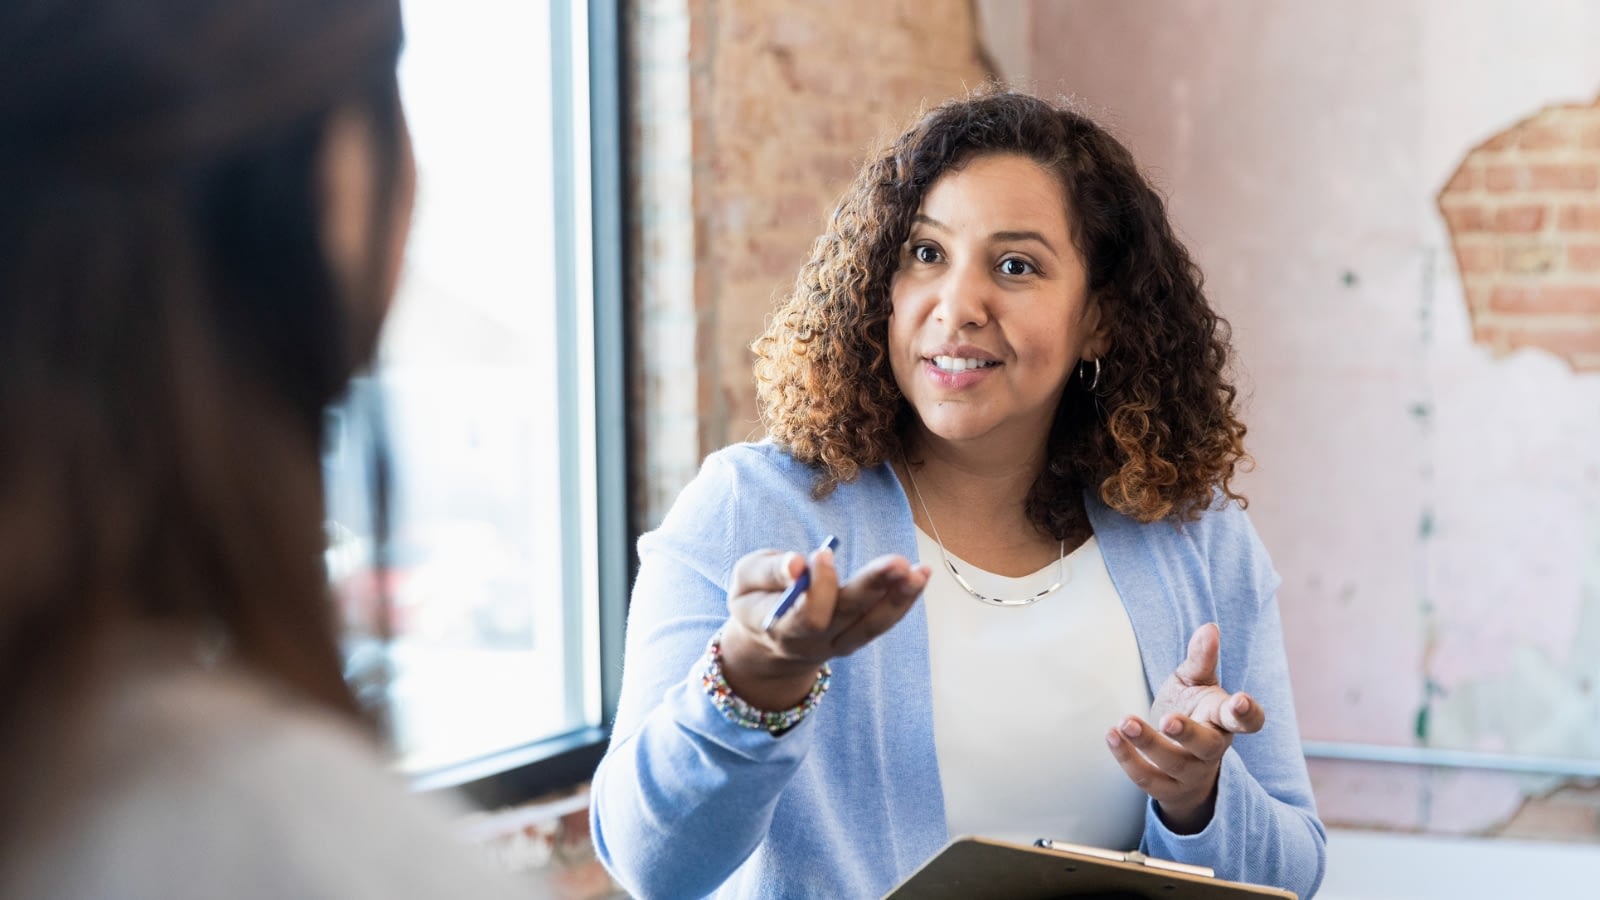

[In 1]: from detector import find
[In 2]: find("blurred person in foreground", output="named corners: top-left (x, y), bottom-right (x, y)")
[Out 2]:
top-left (0, 1), bottom-right (528, 897)
top-left (591, 89), bottom-right (1325, 899)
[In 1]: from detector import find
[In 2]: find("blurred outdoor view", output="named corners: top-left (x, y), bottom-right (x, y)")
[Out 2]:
top-left (323, 0), bottom-right (574, 773)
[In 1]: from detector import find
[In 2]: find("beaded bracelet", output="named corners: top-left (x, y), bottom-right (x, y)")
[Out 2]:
top-left (700, 630), bottom-right (831, 736)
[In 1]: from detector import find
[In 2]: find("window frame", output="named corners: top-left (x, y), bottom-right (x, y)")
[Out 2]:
top-left (407, 0), bottom-right (631, 808)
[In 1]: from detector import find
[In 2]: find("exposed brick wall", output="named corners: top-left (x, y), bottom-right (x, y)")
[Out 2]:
top-left (705, 2), bottom-right (992, 452)
top-left (629, 0), bottom-right (718, 528)
top-left (629, 0), bottom-right (992, 526)
top-left (1439, 94), bottom-right (1600, 372)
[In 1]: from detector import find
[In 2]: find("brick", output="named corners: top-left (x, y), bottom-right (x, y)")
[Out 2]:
top-left (767, 12), bottom-right (817, 49)
top-left (1440, 204), bottom-right (1491, 233)
top-left (1569, 244), bottom-right (1600, 273)
top-left (1530, 163), bottom-right (1600, 191)
top-left (802, 105), bottom-right (859, 145)
top-left (688, 2), bottom-right (714, 58)
top-left (1559, 204), bottom-right (1600, 232)
top-left (1503, 242), bottom-right (1557, 274)
top-left (1464, 285), bottom-right (1492, 313)
top-left (1443, 164), bottom-right (1479, 193)
top-left (1495, 321), bottom-right (1600, 359)
top-left (1494, 204), bottom-right (1547, 233)
top-left (791, 56), bottom-right (842, 97)
top-left (1516, 121), bottom-right (1573, 152)
top-left (1484, 164), bottom-right (1525, 192)
top-left (806, 148), bottom-right (859, 183)
top-left (1471, 318), bottom-right (1504, 348)
top-left (1489, 284), bottom-right (1600, 315)
top-left (1481, 131), bottom-right (1518, 152)
top-left (775, 192), bottom-right (827, 227)
top-left (1450, 242), bottom-right (1499, 274)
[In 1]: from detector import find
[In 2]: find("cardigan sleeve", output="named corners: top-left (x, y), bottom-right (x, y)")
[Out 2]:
top-left (589, 451), bottom-right (818, 899)
top-left (1139, 509), bottom-right (1328, 899)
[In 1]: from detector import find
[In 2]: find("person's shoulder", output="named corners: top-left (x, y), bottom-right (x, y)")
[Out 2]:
top-left (703, 439), bottom-right (814, 484)
top-left (105, 654), bottom-right (379, 777)
top-left (657, 440), bottom-right (815, 525)
top-left (1158, 491), bottom-right (1277, 591)
top-left (1182, 488), bottom-right (1256, 538)
top-left (1091, 487), bottom-right (1260, 556)
top-left (41, 662), bottom-right (529, 899)
top-left (693, 439), bottom-right (879, 507)
top-left (91, 662), bottom-right (401, 828)
top-left (1187, 490), bottom-right (1264, 555)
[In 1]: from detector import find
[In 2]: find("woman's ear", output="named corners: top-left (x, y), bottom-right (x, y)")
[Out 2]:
top-left (318, 106), bottom-right (379, 305)
top-left (1081, 295), bottom-right (1113, 361)
top-left (317, 101), bottom-right (415, 354)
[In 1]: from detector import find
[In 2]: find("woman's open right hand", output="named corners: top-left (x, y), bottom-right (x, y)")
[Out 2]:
top-left (716, 546), bottom-right (929, 711)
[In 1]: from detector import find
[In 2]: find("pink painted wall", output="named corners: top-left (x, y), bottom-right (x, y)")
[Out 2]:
top-left (979, 0), bottom-right (1600, 837)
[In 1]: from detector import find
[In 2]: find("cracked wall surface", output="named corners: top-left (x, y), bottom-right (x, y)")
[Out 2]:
top-left (987, 0), bottom-right (1600, 841)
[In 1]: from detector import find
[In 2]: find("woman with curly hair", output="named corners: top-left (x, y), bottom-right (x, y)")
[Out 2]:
top-left (592, 89), bottom-right (1325, 899)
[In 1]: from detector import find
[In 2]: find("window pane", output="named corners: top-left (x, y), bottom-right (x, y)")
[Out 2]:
top-left (324, 0), bottom-right (583, 774)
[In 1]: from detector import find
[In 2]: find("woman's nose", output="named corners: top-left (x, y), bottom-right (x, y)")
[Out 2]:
top-left (931, 259), bottom-right (992, 329)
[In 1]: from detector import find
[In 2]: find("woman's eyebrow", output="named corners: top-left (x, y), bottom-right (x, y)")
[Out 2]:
top-left (910, 215), bottom-right (1059, 257)
top-left (990, 230), bottom-right (1058, 255)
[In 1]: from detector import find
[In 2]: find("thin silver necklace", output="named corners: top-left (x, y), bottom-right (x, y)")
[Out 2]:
top-left (900, 454), bottom-right (1068, 607)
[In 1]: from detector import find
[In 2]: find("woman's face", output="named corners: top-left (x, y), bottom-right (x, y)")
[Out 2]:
top-left (888, 152), bottom-right (1107, 454)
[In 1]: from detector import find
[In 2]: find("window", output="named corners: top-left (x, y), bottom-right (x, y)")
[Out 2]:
top-left (323, 0), bottom-right (626, 802)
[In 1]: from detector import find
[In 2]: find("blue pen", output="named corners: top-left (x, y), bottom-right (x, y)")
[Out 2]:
top-left (762, 535), bottom-right (840, 632)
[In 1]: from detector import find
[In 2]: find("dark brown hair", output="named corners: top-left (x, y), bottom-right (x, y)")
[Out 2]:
top-left (753, 88), bottom-right (1249, 535)
top-left (0, 0), bottom-right (406, 831)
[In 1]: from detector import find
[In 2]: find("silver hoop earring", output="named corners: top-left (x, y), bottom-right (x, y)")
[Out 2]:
top-left (1079, 357), bottom-right (1101, 392)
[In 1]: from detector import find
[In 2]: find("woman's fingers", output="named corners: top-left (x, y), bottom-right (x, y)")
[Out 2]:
top-left (1114, 715), bottom-right (1227, 779)
top-left (784, 544), bottom-right (839, 633)
top-left (1150, 626), bottom-right (1267, 734)
top-left (1104, 721), bottom-right (1183, 798)
top-left (1217, 691), bottom-right (1265, 734)
top-left (727, 549), bottom-right (804, 634)
top-left (728, 545), bottom-right (843, 635)
top-left (829, 558), bottom-right (929, 655)
top-left (1173, 622), bottom-right (1221, 687)
top-left (833, 554), bottom-right (920, 616)
top-left (1107, 714), bottom-right (1227, 832)
top-left (728, 549), bottom-right (802, 602)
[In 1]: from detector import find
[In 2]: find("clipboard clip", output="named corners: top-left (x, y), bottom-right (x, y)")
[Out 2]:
top-left (1033, 839), bottom-right (1217, 879)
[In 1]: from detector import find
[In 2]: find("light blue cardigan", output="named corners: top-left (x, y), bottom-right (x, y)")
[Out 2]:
top-left (591, 442), bottom-right (1326, 899)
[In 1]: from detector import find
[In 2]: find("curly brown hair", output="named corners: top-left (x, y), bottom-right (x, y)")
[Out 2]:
top-left (752, 88), bottom-right (1250, 533)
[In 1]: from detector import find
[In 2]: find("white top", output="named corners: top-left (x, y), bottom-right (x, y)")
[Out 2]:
top-left (921, 528), bottom-right (1151, 850)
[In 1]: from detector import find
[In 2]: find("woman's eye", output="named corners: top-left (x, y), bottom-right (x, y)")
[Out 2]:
top-left (999, 257), bottom-right (1035, 276)
top-left (913, 244), bottom-right (941, 264)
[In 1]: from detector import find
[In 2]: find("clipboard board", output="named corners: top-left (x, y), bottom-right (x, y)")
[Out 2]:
top-left (883, 836), bottom-right (1298, 899)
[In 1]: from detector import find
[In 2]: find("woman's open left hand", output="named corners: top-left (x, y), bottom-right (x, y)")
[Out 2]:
top-left (1104, 623), bottom-right (1266, 834)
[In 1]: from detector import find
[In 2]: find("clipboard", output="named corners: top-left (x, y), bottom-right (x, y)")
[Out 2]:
top-left (883, 836), bottom-right (1298, 899)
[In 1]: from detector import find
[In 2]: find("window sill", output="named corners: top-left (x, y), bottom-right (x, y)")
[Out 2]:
top-left (411, 725), bottom-right (609, 810)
